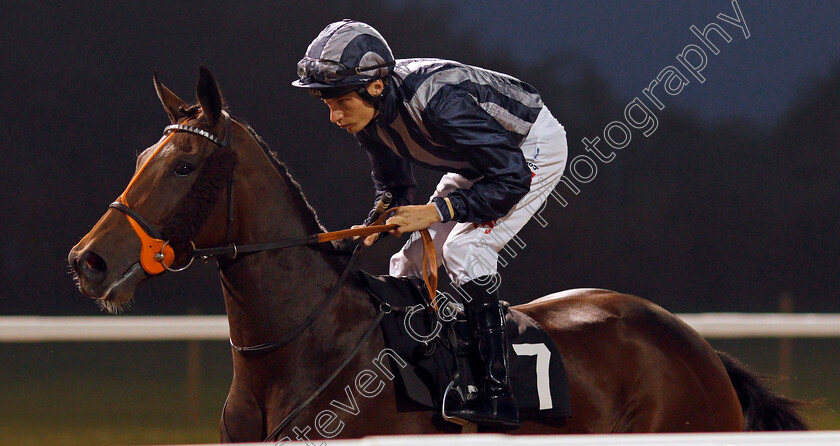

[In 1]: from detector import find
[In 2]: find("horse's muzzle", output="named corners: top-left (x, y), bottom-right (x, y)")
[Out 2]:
top-left (68, 248), bottom-right (108, 297)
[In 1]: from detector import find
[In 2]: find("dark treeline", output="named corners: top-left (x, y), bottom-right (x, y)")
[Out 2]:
top-left (1, 1), bottom-right (837, 315)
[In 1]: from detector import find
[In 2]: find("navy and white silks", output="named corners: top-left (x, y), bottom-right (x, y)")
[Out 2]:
top-left (356, 58), bottom-right (568, 285)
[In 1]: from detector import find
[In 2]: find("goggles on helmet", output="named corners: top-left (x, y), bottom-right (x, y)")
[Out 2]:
top-left (296, 57), bottom-right (394, 84)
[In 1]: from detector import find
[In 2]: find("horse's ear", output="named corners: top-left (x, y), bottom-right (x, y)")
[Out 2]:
top-left (196, 66), bottom-right (223, 127)
top-left (154, 72), bottom-right (186, 124)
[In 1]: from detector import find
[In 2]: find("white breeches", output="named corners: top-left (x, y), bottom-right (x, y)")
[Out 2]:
top-left (389, 105), bottom-right (568, 287)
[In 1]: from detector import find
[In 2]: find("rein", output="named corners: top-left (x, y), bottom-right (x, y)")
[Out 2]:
top-left (224, 208), bottom-right (399, 357)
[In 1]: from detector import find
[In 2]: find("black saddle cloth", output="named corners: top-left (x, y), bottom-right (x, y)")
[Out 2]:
top-left (356, 270), bottom-right (571, 421)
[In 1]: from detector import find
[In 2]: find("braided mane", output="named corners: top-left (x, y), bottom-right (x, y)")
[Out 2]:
top-left (231, 115), bottom-right (330, 235)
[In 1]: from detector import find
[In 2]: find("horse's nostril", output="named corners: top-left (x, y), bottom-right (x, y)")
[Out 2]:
top-left (81, 251), bottom-right (108, 275)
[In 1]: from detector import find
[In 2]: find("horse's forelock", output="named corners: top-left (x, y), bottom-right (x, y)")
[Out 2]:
top-left (178, 104), bottom-right (202, 119)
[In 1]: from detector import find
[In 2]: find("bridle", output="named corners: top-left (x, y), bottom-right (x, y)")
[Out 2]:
top-left (109, 111), bottom-right (233, 275)
top-left (107, 109), bottom-right (441, 441)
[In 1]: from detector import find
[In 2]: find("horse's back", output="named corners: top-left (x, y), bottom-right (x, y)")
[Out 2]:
top-left (512, 289), bottom-right (743, 433)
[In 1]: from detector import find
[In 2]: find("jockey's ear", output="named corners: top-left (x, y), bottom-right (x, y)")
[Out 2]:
top-left (154, 72), bottom-right (186, 124)
top-left (367, 79), bottom-right (384, 96)
top-left (196, 66), bottom-right (223, 128)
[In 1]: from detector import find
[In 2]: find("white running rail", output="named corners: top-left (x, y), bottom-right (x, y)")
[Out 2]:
top-left (2, 313), bottom-right (840, 342)
top-left (167, 431), bottom-right (840, 446)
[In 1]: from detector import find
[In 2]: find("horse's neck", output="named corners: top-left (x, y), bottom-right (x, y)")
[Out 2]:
top-left (220, 246), bottom-right (347, 346)
top-left (217, 137), bottom-right (376, 369)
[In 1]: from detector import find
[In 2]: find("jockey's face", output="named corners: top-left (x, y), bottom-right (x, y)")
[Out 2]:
top-left (322, 80), bottom-right (383, 134)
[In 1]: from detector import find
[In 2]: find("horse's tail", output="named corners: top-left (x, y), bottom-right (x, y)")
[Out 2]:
top-left (717, 351), bottom-right (808, 431)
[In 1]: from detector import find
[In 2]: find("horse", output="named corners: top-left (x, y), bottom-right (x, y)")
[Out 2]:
top-left (68, 68), bottom-right (806, 442)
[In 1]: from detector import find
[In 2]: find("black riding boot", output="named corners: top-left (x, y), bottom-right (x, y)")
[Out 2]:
top-left (448, 277), bottom-right (519, 428)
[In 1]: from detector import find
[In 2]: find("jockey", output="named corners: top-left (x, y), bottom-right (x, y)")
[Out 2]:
top-left (293, 19), bottom-right (568, 428)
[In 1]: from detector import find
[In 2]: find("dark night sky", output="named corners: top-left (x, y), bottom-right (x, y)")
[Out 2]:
top-left (417, 0), bottom-right (840, 123)
top-left (1, 0), bottom-right (838, 315)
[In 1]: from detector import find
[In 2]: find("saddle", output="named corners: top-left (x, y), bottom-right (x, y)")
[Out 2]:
top-left (356, 270), bottom-right (572, 424)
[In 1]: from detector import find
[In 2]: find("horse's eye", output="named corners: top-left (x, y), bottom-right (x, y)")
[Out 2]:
top-left (174, 161), bottom-right (194, 177)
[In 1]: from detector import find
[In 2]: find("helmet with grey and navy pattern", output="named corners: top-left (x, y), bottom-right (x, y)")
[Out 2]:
top-left (293, 19), bottom-right (395, 99)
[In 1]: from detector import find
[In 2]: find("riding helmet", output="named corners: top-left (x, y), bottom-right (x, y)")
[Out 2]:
top-left (292, 19), bottom-right (395, 100)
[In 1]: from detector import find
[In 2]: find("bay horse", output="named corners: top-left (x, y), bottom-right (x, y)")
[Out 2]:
top-left (68, 68), bottom-right (806, 442)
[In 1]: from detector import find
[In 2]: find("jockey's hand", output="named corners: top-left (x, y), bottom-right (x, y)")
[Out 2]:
top-left (386, 204), bottom-right (442, 237)
top-left (351, 225), bottom-right (380, 247)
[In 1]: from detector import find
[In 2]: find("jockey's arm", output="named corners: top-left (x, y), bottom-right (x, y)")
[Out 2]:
top-left (423, 87), bottom-right (532, 223)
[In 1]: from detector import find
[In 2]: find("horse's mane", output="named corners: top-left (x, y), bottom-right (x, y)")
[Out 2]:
top-left (229, 113), bottom-right (349, 253)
